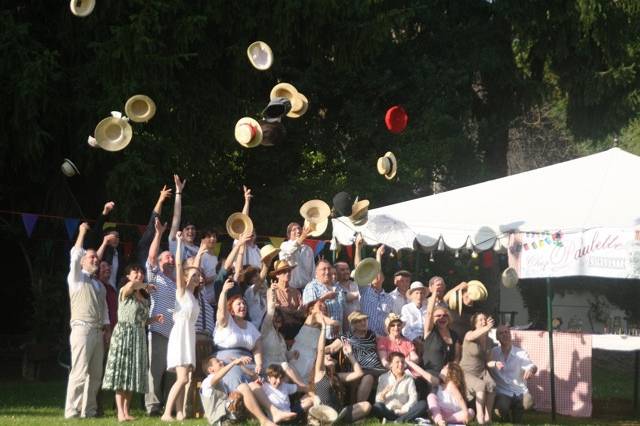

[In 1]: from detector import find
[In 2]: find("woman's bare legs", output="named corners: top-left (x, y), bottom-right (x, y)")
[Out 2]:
top-left (236, 383), bottom-right (277, 426)
top-left (115, 391), bottom-right (126, 422)
top-left (162, 365), bottom-right (189, 421)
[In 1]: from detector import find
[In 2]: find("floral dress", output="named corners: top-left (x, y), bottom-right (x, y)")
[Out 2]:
top-left (102, 291), bottom-right (149, 393)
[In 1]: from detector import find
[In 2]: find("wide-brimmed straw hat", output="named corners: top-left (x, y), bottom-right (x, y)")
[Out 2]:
top-left (353, 258), bottom-right (381, 286)
top-left (384, 313), bottom-right (404, 331)
top-left (94, 114), bottom-right (133, 152)
top-left (467, 280), bottom-right (488, 301)
top-left (288, 92), bottom-right (308, 118)
top-left (407, 281), bottom-right (426, 295)
top-left (377, 151), bottom-right (397, 180)
top-left (260, 244), bottom-right (280, 266)
top-left (125, 94), bottom-right (156, 123)
top-left (247, 41), bottom-right (273, 70)
top-left (445, 288), bottom-right (462, 315)
top-left (70, 0), bottom-right (95, 17)
top-left (501, 267), bottom-right (519, 288)
top-left (235, 117), bottom-right (263, 148)
top-left (349, 199), bottom-right (370, 226)
top-left (308, 404), bottom-right (338, 426)
top-left (305, 218), bottom-right (328, 238)
top-left (300, 200), bottom-right (331, 224)
top-left (225, 213), bottom-right (254, 240)
top-left (61, 159), bottom-right (80, 177)
top-left (270, 83), bottom-right (308, 119)
top-left (269, 259), bottom-right (296, 278)
top-left (348, 311), bottom-right (368, 323)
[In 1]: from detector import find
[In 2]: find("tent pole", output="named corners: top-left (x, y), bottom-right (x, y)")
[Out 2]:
top-left (546, 277), bottom-right (557, 422)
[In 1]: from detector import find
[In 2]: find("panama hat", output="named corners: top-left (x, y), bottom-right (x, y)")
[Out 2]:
top-left (385, 105), bottom-right (408, 133)
top-left (467, 280), bottom-right (488, 301)
top-left (501, 267), bottom-right (519, 289)
top-left (384, 313), bottom-right (404, 331)
top-left (407, 281), bottom-right (426, 295)
top-left (61, 159), bottom-right (80, 177)
top-left (247, 41), bottom-right (273, 71)
top-left (270, 83), bottom-right (308, 118)
top-left (308, 405), bottom-right (338, 426)
top-left (348, 311), bottom-right (368, 323)
top-left (260, 244), bottom-right (280, 266)
top-left (70, 0), bottom-right (95, 17)
top-left (376, 151), bottom-right (397, 180)
top-left (349, 199), bottom-right (370, 226)
top-left (353, 258), bottom-right (381, 286)
top-left (125, 94), bottom-right (156, 123)
top-left (94, 114), bottom-right (133, 152)
top-left (332, 192), bottom-right (354, 217)
top-left (225, 212), bottom-right (254, 240)
top-left (300, 199), bottom-right (330, 224)
top-left (269, 259), bottom-right (297, 278)
top-left (288, 92), bottom-right (308, 118)
top-left (234, 117), bottom-right (263, 148)
top-left (305, 218), bottom-right (328, 238)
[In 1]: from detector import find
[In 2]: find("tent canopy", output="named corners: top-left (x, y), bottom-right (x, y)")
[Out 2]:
top-left (333, 148), bottom-right (640, 251)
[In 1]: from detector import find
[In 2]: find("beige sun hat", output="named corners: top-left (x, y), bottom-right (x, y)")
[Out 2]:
top-left (70, 0), bottom-right (95, 17)
top-left (270, 83), bottom-right (308, 118)
top-left (94, 113), bottom-right (133, 152)
top-left (225, 212), bottom-right (254, 240)
top-left (305, 218), bottom-right (328, 238)
top-left (288, 92), bottom-right (308, 118)
top-left (234, 117), bottom-right (263, 148)
top-left (61, 159), bottom-right (80, 177)
top-left (269, 259), bottom-right (297, 278)
top-left (384, 313), bottom-right (404, 331)
top-left (445, 288), bottom-right (461, 314)
top-left (308, 404), bottom-right (338, 426)
top-left (349, 199), bottom-right (370, 226)
top-left (260, 244), bottom-right (280, 266)
top-left (300, 199), bottom-right (331, 224)
top-left (501, 267), bottom-right (519, 288)
top-left (125, 94), bottom-right (156, 123)
top-left (377, 151), bottom-right (397, 180)
top-left (353, 257), bottom-right (381, 286)
top-left (467, 280), bottom-right (488, 301)
top-left (247, 41), bottom-right (273, 70)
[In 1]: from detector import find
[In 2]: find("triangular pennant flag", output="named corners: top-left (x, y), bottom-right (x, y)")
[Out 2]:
top-left (345, 245), bottom-right (354, 260)
top-left (214, 242), bottom-right (221, 257)
top-left (103, 221), bottom-right (116, 231)
top-left (269, 237), bottom-right (285, 249)
top-left (21, 213), bottom-right (38, 237)
top-left (304, 239), bottom-right (319, 253)
top-left (314, 240), bottom-right (326, 256)
top-left (64, 218), bottom-right (80, 240)
top-left (136, 225), bottom-right (146, 236)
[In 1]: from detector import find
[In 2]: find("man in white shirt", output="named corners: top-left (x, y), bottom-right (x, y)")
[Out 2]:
top-left (279, 222), bottom-right (314, 289)
top-left (490, 325), bottom-right (537, 423)
top-left (64, 223), bottom-right (110, 419)
top-left (400, 281), bottom-right (428, 343)
top-left (389, 270), bottom-right (411, 314)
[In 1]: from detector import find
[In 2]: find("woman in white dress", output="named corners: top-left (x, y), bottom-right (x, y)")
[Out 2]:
top-left (161, 233), bottom-right (204, 422)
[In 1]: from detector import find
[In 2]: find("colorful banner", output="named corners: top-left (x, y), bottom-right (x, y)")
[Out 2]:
top-left (304, 239), bottom-right (319, 253)
top-left (21, 213), bottom-right (38, 237)
top-left (314, 240), bottom-right (326, 256)
top-left (508, 229), bottom-right (637, 278)
top-left (64, 218), bottom-right (80, 240)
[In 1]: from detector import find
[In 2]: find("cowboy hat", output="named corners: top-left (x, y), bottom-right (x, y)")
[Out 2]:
top-left (305, 218), bottom-right (328, 238)
top-left (70, 0), bottom-right (95, 17)
top-left (262, 97), bottom-right (291, 121)
top-left (349, 199), bottom-right (370, 226)
top-left (308, 405), bottom-right (338, 426)
top-left (94, 114), bottom-right (133, 152)
top-left (125, 94), bottom-right (156, 123)
top-left (348, 311), bottom-right (368, 323)
top-left (288, 92), bottom-right (308, 118)
top-left (61, 159), bottom-right (80, 177)
top-left (501, 267), bottom-right (519, 288)
top-left (260, 244), bottom-right (280, 266)
top-left (269, 259), bottom-right (296, 278)
top-left (385, 105), bottom-right (408, 133)
top-left (270, 83), bottom-right (308, 118)
top-left (407, 281), bottom-right (426, 295)
top-left (225, 213), bottom-right (254, 240)
top-left (234, 117), bottom-right (263, 148)
top-left (467, 280), bottom-right (488, 302)
top-left (377, 151), bottom-right (397, 180)
top-left (384, 313), bottom-right (404, 331)
top-left (300, 200), bottom-right (331, 224)
top-left (353, 258), bottom-right (381, 286)
top-left (246, 41), bottom-right (273, 71)
top-left (332, 192), bottom-right (354, 217)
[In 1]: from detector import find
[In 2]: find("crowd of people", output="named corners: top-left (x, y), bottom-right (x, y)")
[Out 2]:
top-left (63, 177), bottom-right (538, 425)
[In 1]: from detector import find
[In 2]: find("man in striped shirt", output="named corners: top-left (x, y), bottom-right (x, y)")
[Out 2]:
top-left (145, 218), bottom-right (176, 416)
top-left (302, 259), bottom-right (345, 340)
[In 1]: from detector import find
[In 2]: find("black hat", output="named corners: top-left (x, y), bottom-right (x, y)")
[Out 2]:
top-left (332, 191), bottom-right (354, 217)
top-left (262, 97), bottom-right (292, 122)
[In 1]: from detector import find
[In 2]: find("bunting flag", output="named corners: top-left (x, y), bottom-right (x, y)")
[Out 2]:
top-left (482, 251), bottom-right (494, 268)
top-left (304, 239), bottom-right (319, 253)
top-left (103, 222), bottom-right (116, 231)
top-left (314, 240), bottom-right (326, 256)
top-left (345, 245), bottom-right (354, 260)
top-left (214, 242), bottom-right (222, 257)
top-left (64, 218), bottom-right (80, 240)
top-left (21, 213), bottom-right (38, 237)
top-left (269, 237), bottom-right (285, 248)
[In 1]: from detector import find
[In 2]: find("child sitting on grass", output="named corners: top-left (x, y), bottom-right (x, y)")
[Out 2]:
top-left (261, 364), bottom-right (312, 421)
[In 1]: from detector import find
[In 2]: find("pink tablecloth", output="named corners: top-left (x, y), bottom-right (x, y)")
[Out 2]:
top-left (511, 330), bottom-right (592, 417)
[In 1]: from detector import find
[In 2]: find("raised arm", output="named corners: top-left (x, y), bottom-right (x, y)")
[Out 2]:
top-left (216, 278), bottom-right (235, 327)
top-left (354, 233), bottom-right (364, 266)
top-left (175, 232), bottom-right (186, 296)
top-left (74, 222), bottom-right (90, 251)
top-left (338, 340), bottom-right (364, 382)
top-left (69, 223), bottom-right (90, 287)
top-left (313, 317), bottom-right (327, 383)
top-left (443, 281), bottom-right (468, 303)
top-left (223, 232), bottom-right (251, 271)
top-left (154, 185), bottom-right (172, 215)
top-left (261, 283), bottom-right (277, 334)
top-left (147, 218), bottom-right (167, 268)
top-left (423, 288), bottom-right (438, 337)
top-left (136, 185), bottom-right (171, 265)
top-left (96, 233), bottom-right (117, 261)
top-left (210, 356), bottom-right (252, 386)
top-left (241, 185), bottom-right (252, 216)
top-left (464, 316), bottom-right (494, 342)
top-left (85, 201), bottom-right (114, 249)
top-left (234, 240), bottom-right (246, 281)
top-left (168, 174), bottom-right (186, 241)
top-left (405, 358), bottom-right (439, 386)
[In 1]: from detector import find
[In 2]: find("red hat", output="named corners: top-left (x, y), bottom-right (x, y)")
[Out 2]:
top-left (385, 105), bottom-right (408, 133)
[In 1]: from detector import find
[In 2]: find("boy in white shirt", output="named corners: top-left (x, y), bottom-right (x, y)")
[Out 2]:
top-left (261, 364), bottom-right (312, 420)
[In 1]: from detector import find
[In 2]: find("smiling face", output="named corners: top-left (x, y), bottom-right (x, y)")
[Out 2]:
top-left (394, 274), bottom-right (411, 294)
top-left (182, 224), bottom-right (196, 244)
top-left (315, 260), bottom-right (332, 285)
top-left (335, 262), bottom-right (350, 282)
top-left (81, 249), bottom-right (99, 274)
top-left (433, 307), bottom-right (450, 328)
top-left (267, 374), bottom-right (282, 388)
top-left (207, 357), bottom-right (224, 373)
top-left (388, 320), bottom-right (403, 337)
top-left (389, 354), bottom-right (405, 377)
top-left (202, 232), bottom-right (217, 249)
top-left (351, 318), bottom-right (368, 333)
top-left (127, 267), bottom-right (144, 284)
top-left (288, 223), bottom-right (302, 240)
top-left (409, 287), bottom-right (425, 304)
top-left (98, 261), bottom-right (112, 283)
top-left (229, 296), bottom-right (247, 318)
top-left (474, 313), bottom-right (488, 330)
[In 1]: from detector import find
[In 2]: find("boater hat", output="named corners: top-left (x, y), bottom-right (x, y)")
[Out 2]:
top-left (467, 280), bottom-right (488, 301)
top-left (225, 213), bottom-right (254, 240)
top-left (349, 199), bottom-right (370, 226)
top-left (377, 151), bottom-right (397, 180)
top-left (269, 259), bottom-right (296, 278)
top-left (407, 281), bottom-right (426, 295)
top-left (234, 117), bottom-right (263, 148)
top-left (353, 258), bottom-right (381, 286)
top-left (300, 199), bottom-right (331, 224)
top-left (305, 218), bottom-right (328, 238)
top-left (270, 83), bottom-right (308, 118)
top-left (308, 405), bottom-right (338, 426)
top-left (247, 41), bottom-right (273, 70)
top-left (70, 0), bottom-right (95, 17)
top-left (288, 92), bottom-right (308, 118)
top-left (94, 113), bottom-right (133, 152)
top-left (260, 244), bottom-right (280, 266)
top-left (61, 159), bottom-right (80, 177)
top-left (501, 267), bottom-right (519, 288)
top-left (125, 94), bottom-right (156, 123)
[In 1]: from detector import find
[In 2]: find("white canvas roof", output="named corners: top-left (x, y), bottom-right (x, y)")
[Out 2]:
top-left (332, 148), bottom-right (640, 251)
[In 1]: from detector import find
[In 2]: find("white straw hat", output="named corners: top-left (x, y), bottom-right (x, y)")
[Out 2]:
top-left (247, 41), bottom-right (273, 70)
top-left (125, 94), bottom-right (156, 123)
top-left (69, 0), bottom-right (95, 17)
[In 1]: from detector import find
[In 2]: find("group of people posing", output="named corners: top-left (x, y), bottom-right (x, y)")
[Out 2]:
top-left (63, 177), bottom-right (538, 425)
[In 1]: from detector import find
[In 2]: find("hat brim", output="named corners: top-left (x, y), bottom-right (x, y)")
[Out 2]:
top-left (353, 258), bottom-right (381, 286)
top-left (61, 159), bottom-right (80, 177)
top-left (501, 267), bottom-right (519, 288)
top-left (287, 93), bottom-right (308, 118)
top-left (300, 199), bottom-right (331, 224)
top-left (94, 116), bottom-right (133, 152)
top-left (269, 264), bottom-right (296, 278)
top-left (305, 218), bottom-right (328, 237)
top-left (225, 213), bottom-right (254, 240)
top-left (247, 41), bottom-right (273, 70)
top-left (235, 117), bottom-right (263, 148)
top-left (383, 151), bottom-right (397, 180)
top-left (260, 247), bottom-right (280, 266)
top-left (125, 94), bottom-right (157, 123)
top-left (70, 0), bottom-right (95, 17)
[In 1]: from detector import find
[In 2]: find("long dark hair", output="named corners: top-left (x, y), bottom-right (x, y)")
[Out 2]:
top-left (445, 362), bottom-right (467, 398)
top-left (122, 263), bottom-right (149, 299)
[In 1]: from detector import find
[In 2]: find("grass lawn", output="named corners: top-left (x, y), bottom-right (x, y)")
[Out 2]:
top-left (1, 350), bottom-right (640, 425)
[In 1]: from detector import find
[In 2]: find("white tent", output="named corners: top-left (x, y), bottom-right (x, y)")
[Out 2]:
top-left (333, 147), bottom-right (640, 279)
